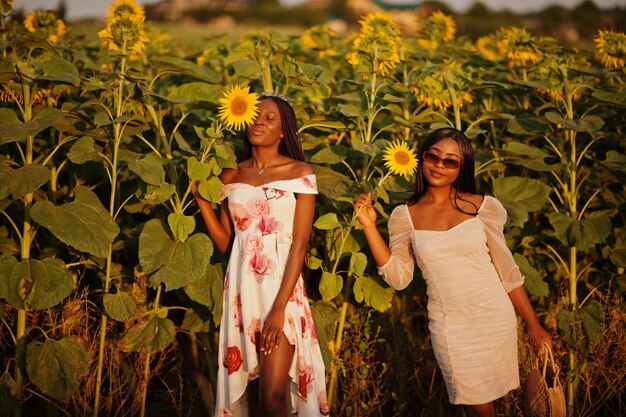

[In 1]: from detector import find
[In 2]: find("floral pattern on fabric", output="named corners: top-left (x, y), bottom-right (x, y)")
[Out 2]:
top-left (214, 174), bottom-right (328, 416)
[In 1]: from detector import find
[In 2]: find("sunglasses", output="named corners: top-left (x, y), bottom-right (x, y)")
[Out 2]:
top-left (422, 151), bottom-right (461, 169)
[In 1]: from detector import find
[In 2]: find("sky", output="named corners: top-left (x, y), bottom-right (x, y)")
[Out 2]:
top-left (13, 0), bottom-right (626, 21)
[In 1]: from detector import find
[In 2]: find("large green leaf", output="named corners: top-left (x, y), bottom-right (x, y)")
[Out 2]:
top-left (349, 252), bottom-right (367, 278)
top-left (514, 254), bottom-right (548, 297)
top-left (103, 292), bottom-right (136, 322)
top-left (26, 337), bottom-right (90, 401)
top-left (353, 275), bottom-right (395, 312)
top-left (198, 176), bottom-right (223, 203)
top-left (127, 153), bottom-right (165, 186)
top-left (232, 60), bottom-right (263, 78)
top-left (309, 300), bottom-right (338, 369)
top-left (167, 82), bottom-right (223, 103)
top-left (188, 157), bottom-right (212, 181)
top-left (67, 136), bottom-right (99, 164)
top-left (143, 182), bottom-right (176, 205)
top-left (38, 58), bottom-right (80, 86)
top-left (319, 271), bottom-right (342, 301)
top-left (30, 186), bottom-right (120, 258)
top-left (6, 164), bottom-right (50, 199)
top-left (548, 211), bottom-right (612, 249)
top-left (602, 150), bottom-right (626, 171)
top-left (314, 213), bottom-right (341, 230)
top-left (507, 116), bottom-right (549, 135)
top-left (0, 107), bottom-right (64, 144)
top-left (139, 220), bottom-right (211, 290)
top-left (556, 301), bottom-right (604, 353)
top-left (492, 177), bottom-right (551, 227)
top-left (120, 312), bottom-right (176, 353)
top-left (310, 147), bottom-right (345, 165)
top-left (312, 165), bottom-right (351, 199)
top-left (181, 307), bottom-right (211, 333)
top-left (185, 264), bottom-right (222, 309)
top-left (168, 213), bottom-right (196, 242)
top-left (0, 256), bottom-right (73, 310)
top-left (544, 112), bottom-right (604, 132)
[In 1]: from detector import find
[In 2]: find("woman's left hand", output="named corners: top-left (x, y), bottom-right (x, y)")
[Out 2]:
top-left (262, 307), bottom-right (285, 355)
top-left (528, 323), bottom-right (553, 353)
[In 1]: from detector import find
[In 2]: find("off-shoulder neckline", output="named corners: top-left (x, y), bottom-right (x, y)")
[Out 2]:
top-left (223, 173), bottom-right (315, 189)
top-left (405, 195), bottom-right (489, 233)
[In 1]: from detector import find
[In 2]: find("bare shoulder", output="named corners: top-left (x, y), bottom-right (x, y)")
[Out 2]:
top-left (219, 167), bottom-right (239, 184)
top-left (457, 193), bottom-right (485, 211)
top-left (283, 159), bottom-right (314, 178)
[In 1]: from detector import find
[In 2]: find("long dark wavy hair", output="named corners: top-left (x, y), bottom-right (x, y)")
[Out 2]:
top-left (243, 96), bottom-right (306, 162)
top-left (407, 127), bottom-right (480, 214)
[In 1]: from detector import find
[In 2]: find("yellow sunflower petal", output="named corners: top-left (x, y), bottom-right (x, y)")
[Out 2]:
top-left (218, 85), bottom-right (260, 131)
top-left (383, 140), bottom-right (418, 178)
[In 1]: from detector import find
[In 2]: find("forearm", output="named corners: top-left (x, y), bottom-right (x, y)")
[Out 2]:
top-left (195, 196), bottom-right (231, 254)
top-left (271, 241), bottom-right (308, 311)
top-left (362, 224), bottom-right (392, 267)
top-left (507, 285), bottom-right (541, 329)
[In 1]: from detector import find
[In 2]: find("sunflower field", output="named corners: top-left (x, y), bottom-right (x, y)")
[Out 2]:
top-left (0, 1), bottom-right (625, 416)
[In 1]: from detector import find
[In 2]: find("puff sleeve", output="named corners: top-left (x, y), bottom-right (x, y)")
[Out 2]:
top-left (377, 205), bottom-right (415, 290)
top-left (478, 196), bottom-right (525, 292)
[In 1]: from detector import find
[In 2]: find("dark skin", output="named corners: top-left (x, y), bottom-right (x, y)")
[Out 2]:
top-left (354, 138), bottom-right (552, 417)
top-left (193, 99), bottom-right (315, 417)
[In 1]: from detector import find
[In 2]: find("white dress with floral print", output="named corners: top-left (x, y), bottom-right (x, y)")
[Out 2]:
top-left (214, 174), bottom-right (329, 417)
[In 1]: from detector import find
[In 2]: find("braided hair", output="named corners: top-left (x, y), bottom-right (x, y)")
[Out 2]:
top-left (243, 96), bottom-right (306, 162)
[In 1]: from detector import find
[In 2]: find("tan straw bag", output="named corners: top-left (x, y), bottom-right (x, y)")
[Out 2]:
top-left (522, 342), bottom-right (566, 417)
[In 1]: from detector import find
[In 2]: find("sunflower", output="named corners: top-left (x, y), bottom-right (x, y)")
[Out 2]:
top-left (23, 10), bottom-right (66, 44)
top-left (416, 11), bottom-right (456, 51)
top-left (594, 30), bottom-right (626, 69)
top-left (98, 13), bottom-right (149, 58)
top-left (475, 33), bottom-right (506, 62)
top-left (496, 27), bottom-right (541, 68)
top-left (359, 11), bottom-right (401, 38)
top-left (301, 25), bottom-right (338, 58)
top-left (383, 140), bottom-right (418, 178)
top-left (218, 85), bottom-right (260, 131)
top-left (412, 61), bottom-right (473, 111)
top-left (106, 0), bottom-right (145, 23)
top-left (347, 31), bottom-right (401, 77)
top-left (532, 55), bottom-right (592, 102)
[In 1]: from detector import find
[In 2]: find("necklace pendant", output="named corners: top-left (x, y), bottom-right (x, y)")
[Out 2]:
top-left (258, 168), bottom-right (264, 174)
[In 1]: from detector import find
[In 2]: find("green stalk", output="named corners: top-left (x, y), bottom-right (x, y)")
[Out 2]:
top-left (260, 56), bottom-right (273, 93)
top-left (15, 82), bottom-right (34, 417)
top-left (327, 300), bottom-right (349, 408)
top-left (94, 54), bottom-right (128, 417)
top-left (140, 283), bottom-right (164, 417)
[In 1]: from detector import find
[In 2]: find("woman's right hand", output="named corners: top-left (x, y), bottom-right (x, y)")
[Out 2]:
top-left (353, 193), bottom-right (377, 228)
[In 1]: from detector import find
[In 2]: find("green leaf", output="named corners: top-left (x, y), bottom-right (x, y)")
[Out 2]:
top-left (167, 213), bottom-right (195, 241)
top-left (67, 136), bottom-right (98, 164)
top-left (593, 89), bottom-right (626, 106)
top-left (181, 307), bottom-right (211, 333)
top-left (26, 337), bottom-right (90, 402)
top-left (0, 257), bottom-right (73, 310)
top-left (310, 147), bottom-right (345, 165)
top-left (6, 164), bottom-right (50, 199)
top-left (309, 300), bottom-right (338, 369)
top-left (353, 275), bottom-right (394, 312)
top-left (556, 301), bottom-right (604, 353)
top-left (312, 165), bottom-right (352, 199)
top-left (120, 313), bottom-right (176, 353)
top-left (314, 213), bottom-right (341, 230)
top-left (319, 271), bottom-right (342, 301)
top-left (167, 82), bottom-right (223, 103)
top-left (507, 116), bottom-right (548, 135)
top-left (544, 112), bottom-right (604, 132)
top-left (198, 176), bottom-right (223, 203)
top-left (143, 182), bottom-right (176, 205)
top-left (515, 254), bottom-right (548, 297)
top-left (549, 211), bottom-right (612, 249)
top-left (609, 247), bottom-right (626, 268)
top-left (501, 142), bottom-right (550, 158)
top-left (127, 153), bottom-right (165, 186)
top-left (306, 255), bottom-right (323, 270)
top-left (185, 263), bottom-right (221, 308)
top-left (493, 177), bottom-right (551, 227)
top-left (0, 107), bottom-right (64, 144)
top-left (232, 60), bottom-right (263, 79)
top-left (30, 186), bottom-right (120, 258)
top-left (38, 58), bottom-right (80, 86)
top-left (349, 252), bottom-right (367, 278)
top-left (603, 150), bottom-right (626, 171)
top-left (103, 292), bottom-right (136, 322)
top-left (188, 157), bottom-right (212, 181)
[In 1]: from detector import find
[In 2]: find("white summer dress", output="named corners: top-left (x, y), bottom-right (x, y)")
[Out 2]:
top-left (378, 196), bottom-right (523, 405)
top-left (214, 173), bottom-right (329, 417)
